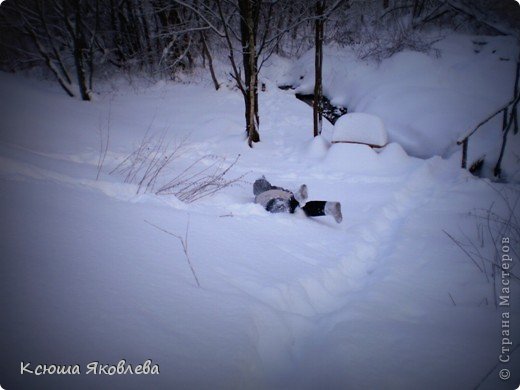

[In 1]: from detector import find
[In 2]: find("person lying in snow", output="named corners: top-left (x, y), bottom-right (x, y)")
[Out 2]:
top-left (253, 176), bottom-right (342, 223)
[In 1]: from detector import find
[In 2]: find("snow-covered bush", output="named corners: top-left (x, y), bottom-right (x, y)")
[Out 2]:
top-left (155, 154), bottom-right (244, 203)
top-left (110, 132), bottom-right (244, 202)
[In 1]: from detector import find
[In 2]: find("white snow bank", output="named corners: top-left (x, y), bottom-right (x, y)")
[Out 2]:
top-left (332, 112), bottom-right (388, 146)
top-left (324, 143), bottom-right (380, 171)
top-left (305, 135), bottom-right (330, 159)
top-left (321, 141), bottom-right (417, 175)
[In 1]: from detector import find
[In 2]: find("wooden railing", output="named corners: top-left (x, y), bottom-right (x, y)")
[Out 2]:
top-left (457, 58), bottom-right (519, 176)
top-left (456, 105), bottom-right (511, 169)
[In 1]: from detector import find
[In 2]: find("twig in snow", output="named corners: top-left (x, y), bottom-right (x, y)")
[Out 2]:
top-left (473, 343), bottom-right (520, 389)
top-left (144, 218), bottom-right (200, 288)
top-left (443, 229), bottom-right (484, 273)
top-left (96, 103), bottom-right (111, 180)
top-left (448, 292), bottom-right (456, 306)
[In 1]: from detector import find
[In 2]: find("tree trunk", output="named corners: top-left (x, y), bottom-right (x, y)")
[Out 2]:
top-left (138, 1), bottom-right (154, 70)
top-left (73, 0), bottom-right (90, 101)
top-left (28, 27), bottom-right (76, 97)
top-left (313, 0), bottom-right (325, 137)
top-left (108, 0), bottom-right (125, 66)
top-left (21, 2), bottom-right (75, 99)
top-left (200, 31), bottom-right (220, 90)
top-left (38, 1), bottom-right (73, 86)
top-left (87, 0), bottom-right (100, 91)
top-left (239, 0), bottom-right (260, 147)
top-left (63, 0), bottom-right (90, 101)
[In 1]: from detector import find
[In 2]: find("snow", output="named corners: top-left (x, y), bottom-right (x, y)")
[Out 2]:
top-left (1, 33), bottom-right (520, 389)
top-left (332, 112), bottom-right (388, 146)
top-left (304, 135), bottom-right (330, 160)
top-left (280, 34), bottom-right (520, 179)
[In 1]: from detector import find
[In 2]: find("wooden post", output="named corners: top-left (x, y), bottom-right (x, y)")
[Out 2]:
top-left (461, 138), bottom-right (468, 169)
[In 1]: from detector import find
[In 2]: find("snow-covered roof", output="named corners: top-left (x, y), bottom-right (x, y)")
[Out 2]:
top-left (332, 112), bottom-right (388, 147)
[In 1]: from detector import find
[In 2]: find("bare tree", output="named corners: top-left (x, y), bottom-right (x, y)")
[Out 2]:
top-left (171, 0), bottom-right (313, 146)
top-left (0, 0), bottom-right (205, 97)
top-left (63, 0), bottom-right (91, 101)
top-left (3, 0), bottom-right (77, 97)
top-left (313, 0), bottom-right (325, 137)
top-left (2, 0), bottom-right (517, 137)
top-left (196, 13), bottom-right (220, 90)
top-left (200, 28), bottom-right (220, 90)
top-left (313, 0), bottom-right (346, 137)
top-left (238, 0), bottom-right (261, 146)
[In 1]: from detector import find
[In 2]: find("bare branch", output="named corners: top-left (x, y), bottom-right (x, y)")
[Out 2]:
top-left (144, 218), bottom-right (201, 288)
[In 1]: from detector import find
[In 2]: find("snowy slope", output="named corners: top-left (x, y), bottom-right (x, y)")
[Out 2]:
top-left (1, 34), bottom-right (520, 390)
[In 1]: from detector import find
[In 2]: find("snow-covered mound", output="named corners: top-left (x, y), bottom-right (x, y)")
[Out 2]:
top-left (305, 134), bottom-right (330, 159)
top-left (332, 112), bottom-right (388, 147)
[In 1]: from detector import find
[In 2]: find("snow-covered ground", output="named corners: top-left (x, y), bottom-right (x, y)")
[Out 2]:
top-left (279, 34), bottom-right (520, 177)
top-left (1, 34), bottom-right (519, 389)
